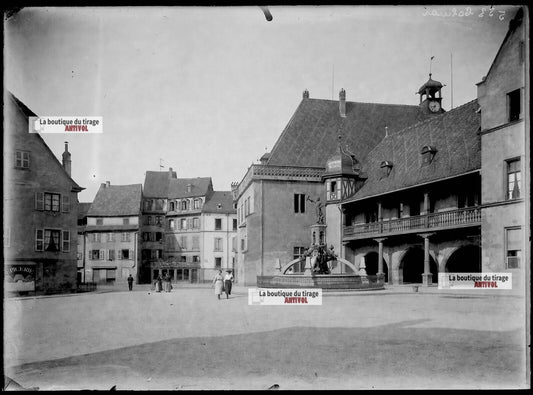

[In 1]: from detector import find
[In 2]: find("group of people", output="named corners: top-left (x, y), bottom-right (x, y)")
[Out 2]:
top-left (154, 273), bottom-right (173, 293)
top-left (212, 269), bottom-right (234, 299)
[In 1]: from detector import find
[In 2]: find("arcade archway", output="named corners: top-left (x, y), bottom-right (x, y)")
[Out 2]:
top-left (445, 245), bottom-right (481, 273)
top-left (399, 247), bottom-right (437, 284)
top-left (363, 251), bottom-right (389, 282)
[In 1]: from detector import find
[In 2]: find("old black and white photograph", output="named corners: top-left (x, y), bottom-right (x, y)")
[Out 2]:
top-left (3, 5), bottom-right (530, 390)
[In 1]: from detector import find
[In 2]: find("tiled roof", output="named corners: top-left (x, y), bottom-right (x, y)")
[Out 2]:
top-left (87, 184), bottom-right (142, 216)
top-left (7, 92), bottom-right (84, 192)
top-left (348, 100), bottom-right (481, 201)
top-left (266, 98), bottom-right (429, 168)
top-left (143, 170), bottom-right (177, 198)
top-left (202, 191), bottom-right (236, 214)
top-left (77, 202), bottom-right (92, 219)
top-left (168, 177), bottom-right (213, 199)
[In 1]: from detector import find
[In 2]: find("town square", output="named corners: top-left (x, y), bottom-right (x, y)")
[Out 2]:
top-left (3, 5), bottom-right (530, 390)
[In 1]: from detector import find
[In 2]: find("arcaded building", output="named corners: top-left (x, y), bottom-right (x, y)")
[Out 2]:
top-left (233, 8), bottom-right (529, 289)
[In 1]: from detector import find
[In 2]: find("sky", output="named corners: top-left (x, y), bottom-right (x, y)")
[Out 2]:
top-left (4, 5), bottom-right (519, 202)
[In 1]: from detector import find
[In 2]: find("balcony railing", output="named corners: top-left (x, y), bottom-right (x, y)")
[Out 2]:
top-left (344, 206), bottom-right (481, 239)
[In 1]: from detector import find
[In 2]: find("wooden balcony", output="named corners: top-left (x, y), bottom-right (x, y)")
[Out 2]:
top-left (343, 206), bottom-right (481, 240)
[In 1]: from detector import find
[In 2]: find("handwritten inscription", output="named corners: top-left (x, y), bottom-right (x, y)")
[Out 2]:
top-left (423, 6), bottom-right (506, 21)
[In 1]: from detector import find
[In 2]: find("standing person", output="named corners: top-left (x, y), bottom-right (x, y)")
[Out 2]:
top-left (163, 272), bottom-right (172, 292)
top-left (212, 270), bottom-right (223, 300)
top-left (155, 274), bottom-right (162, 293)
top-left (223, 270), bottom-right (234, 299)
top-left (127, 274), bottom-right (134, 291)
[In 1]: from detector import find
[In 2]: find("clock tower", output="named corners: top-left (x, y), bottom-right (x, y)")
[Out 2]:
top-left (418, 73), bottom-right (444, 114)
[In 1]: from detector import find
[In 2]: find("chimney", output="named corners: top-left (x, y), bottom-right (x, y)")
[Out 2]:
top-left (106, 181), bottom-right (111, 188)
top-left (62, 141), bottom-right (72, 177)
top-left (303, 89), bottom-right (309, 99)
top-left (339, 89), bottom-right (346, 118)
top-left (100, 183), bottom-right (106, 188)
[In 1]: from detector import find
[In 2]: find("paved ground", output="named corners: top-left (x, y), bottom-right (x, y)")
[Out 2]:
top-left (3, 284), bottom-right (529, 390)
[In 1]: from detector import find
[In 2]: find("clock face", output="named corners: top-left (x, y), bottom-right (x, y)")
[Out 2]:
top-left (429, 100), bottom-right (441, 113)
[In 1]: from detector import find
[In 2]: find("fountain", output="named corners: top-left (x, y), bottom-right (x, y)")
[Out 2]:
top-left (257, 198), bottom-right (385, 291)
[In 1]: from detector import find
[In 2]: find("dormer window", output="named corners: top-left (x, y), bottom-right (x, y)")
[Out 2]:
top-left (186, 184), bottom-right (192, 193)
top-left (380, 161), bottom-right (393, 177)
top-left (421, 146), bottom-right (437, 165)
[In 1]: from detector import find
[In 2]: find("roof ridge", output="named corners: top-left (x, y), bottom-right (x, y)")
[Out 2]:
top-left (304, 97), bottom-right (421, 108)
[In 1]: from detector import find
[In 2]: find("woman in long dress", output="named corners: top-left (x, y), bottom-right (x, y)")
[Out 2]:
top-left (212, 270), bottom-right (223, 299)
top-left (155, 275), bottom-right (162, 292)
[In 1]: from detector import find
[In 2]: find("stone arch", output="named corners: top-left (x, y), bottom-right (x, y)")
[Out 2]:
top-left (399, 246), bottom-right (438, 284)
top-left (445, 245), bottom-right (481, 273)
top-left (363, 251), bottom-right (389, 282)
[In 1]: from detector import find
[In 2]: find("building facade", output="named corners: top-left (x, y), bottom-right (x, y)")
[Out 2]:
top-left (477, 8), bottom-right (529, 291)
top-left (234, 8), bottom-right (529, 289)
top-left (4, 92), bottom-right (84, 295)
top-left (83, 182), bottom-right (142, 285)
top-left (141, 169), bottom-right (237, 284)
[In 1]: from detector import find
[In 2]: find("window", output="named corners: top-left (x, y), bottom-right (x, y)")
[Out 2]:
top-left (155, 232), bottom-right (163, 242)
top-left (108, 249), bottom-right (115, 260)
top-left (214, 238), bottom-right (223, 251)
top-left (215, 257), bottom-right (222, 269)
top-left (121, 249), bottom-right (131, 260)
top-left (193, 217), bottom-right (200, 229)
top-left (215, 218), bottom-right (222, 230)
top-left (508, 89), bottom-right (521, 122)
top-left (193, 255), bottom-right (200, 263)
top-left (90, 250), bottom-right (100, 260)
top-left (142, 232), bottom-right (150, 242)
top-left (194, 199), bottom-right (201, 209)
top-left (180, 236), bottom-right (188, 250)
top-left (96, 218), bottom-right (103, 225)
top-left (122, 233), bottom-right (131, 242)
top-left (507, 159), bottom-right (521, 200)
top-left (156, 216), bottom-right (163, 226)
top-left (155, 199), bottom-right (164, 210)
top-left (91, 233), bottom-right (102, 243)
top-left (169, 201), bottom-right (175, 211)
top-left (44, 193), bottom-right (60, 212)
top-left (99, 249), bottom-right (105, 260)
top-left (15, 150), bottom-right (30, 168)
top-left (35, 229), bottom-right (44, 251)
top-left (147, 216), bottom-right (153, 225)
top-left (62, 195), bottom-right (70, 213)
top-left (123, 218), bottom-right (130, 225)
top-left (180, 218), bottom-right (187, 230)
top-left (167, 236), bottom-right (175, 249)
top-left (294, 194), bottom-right (306, 213)
top-left (62, 231), bottom-right (70, 252)
top-left (192, 236), bottom-right (200, 250)
top-left (506, 227), bottom-right (522, 269)
top-left (36, 229), bottom-right (61, 252)
top-left (107, 233), bottom-right (115, 242)
top-left (181, 200), bottom-right (188, 210)
top-left (241, 238), bottom-right (246, 251)
top-left (233, 219), bottom-right (237, 231)
top-left (144, 200), bottom-right (152, 211)
top-left (245, 197), bottom-right (251, 216)
top-left (168, 219), bottom-right (175, 230)
top-left (293, 246), bottom-right (307, 272)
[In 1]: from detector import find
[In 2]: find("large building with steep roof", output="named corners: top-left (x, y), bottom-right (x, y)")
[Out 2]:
top-left (233, 7), bottom-right (529, 289)
top-left (4, 91), bottom-right (84, 295)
